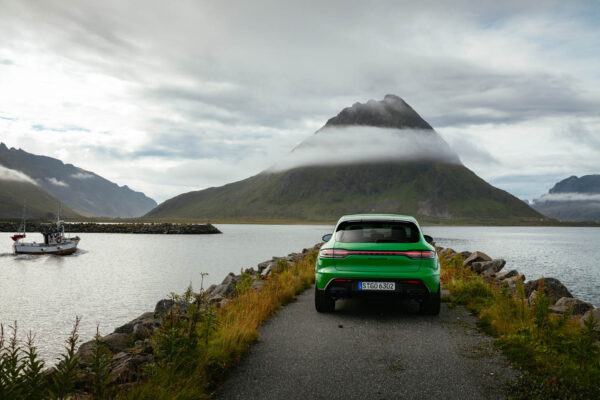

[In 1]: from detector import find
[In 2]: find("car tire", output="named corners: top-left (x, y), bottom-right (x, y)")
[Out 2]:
top-left (315, 287), bottom-right (335, 312)
top-left (419, 284), bottom-right (441, 316)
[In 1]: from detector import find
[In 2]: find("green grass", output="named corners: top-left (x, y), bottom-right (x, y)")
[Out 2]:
top-left (440, 254), bottom-right (600, 399)
top-left (120, 252), bottom-right (318, 399)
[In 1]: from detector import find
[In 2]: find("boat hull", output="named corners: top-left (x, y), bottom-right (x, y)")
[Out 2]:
top-left (14, 240), bottom-right (79, 256)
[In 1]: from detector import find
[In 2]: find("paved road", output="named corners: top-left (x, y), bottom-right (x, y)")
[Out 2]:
top-left (215, 287), bottom-right (519, 400)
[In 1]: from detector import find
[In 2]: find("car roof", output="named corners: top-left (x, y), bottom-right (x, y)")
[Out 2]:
top-left (337, 214), bottom-right (418, 224)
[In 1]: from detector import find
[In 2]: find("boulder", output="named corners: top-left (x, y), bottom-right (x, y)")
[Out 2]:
top-left (528, 290), bottom-right (538, 307)
top-left (548, 304), bottom-right (569, 315)
top-left (257, 260), bottom-right (273, 273)
top-left (503, 273), bottom-right (525, 293)
top-left (108, 352), bottom-right (154, 385)
top-left (481, 267), bottom-right (497, 280)
top-left (102, 333), bottom-right (130, 353)
top-left (286, 253), bottom-right (301, 262)
top-left (554, 297), bottom-right (594, 316)
top-left (580, 308), bottom-right (600, 331)
top-left (132, 314), bottom-right (161, 339)
top-left (463, 251), bottom-right (491, 268)
top-left (439, 248), bottom-right (457, 258)
top-left (495, 269), bottom-right (520, 281)
top-left (524, 278), bottom-right (573, 304)
top-left (205, 284), bottom-right (217, 294)
top-left (471, 259), bottom-right (506, 274)
top-left (220, 273), bottom-right (242, 296)
top-left (75, 340), bottom-right (96, 366)
top-left (261, 264), bottom-right (273, 277)
top-left (456, 251), bottom-right (472, 260)
top-left (115, 312), bottom-right (157, 335)
top-left (208, 284), bottom-right (228, 297)
top-left (221, 272), bottom-right (239, 286)
top-left (154, 299), bottom-right (189, 316)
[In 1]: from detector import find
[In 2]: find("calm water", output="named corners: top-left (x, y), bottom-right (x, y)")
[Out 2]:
top-left (422, 226), bottom-right (600, 308)
top-left (0, 224), bottom-right (598, 363)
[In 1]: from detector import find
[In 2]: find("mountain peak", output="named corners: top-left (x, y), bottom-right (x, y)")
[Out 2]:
top-left (549, 175), bottom-right (600, 194)
top-left (323, 94), bottom-right (433, 130)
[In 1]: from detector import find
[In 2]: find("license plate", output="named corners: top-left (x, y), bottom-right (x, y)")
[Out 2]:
top-left (359, 281), bottom-right (395, 291)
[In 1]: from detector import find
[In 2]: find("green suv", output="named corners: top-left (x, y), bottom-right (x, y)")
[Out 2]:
top-left (315, 214), bottom-right (440, 315)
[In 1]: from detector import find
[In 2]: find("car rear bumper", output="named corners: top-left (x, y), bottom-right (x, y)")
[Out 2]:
top-left (322, 278), bottom-right (433, 300)
top-left (315, 267), bottom-right (440, 296)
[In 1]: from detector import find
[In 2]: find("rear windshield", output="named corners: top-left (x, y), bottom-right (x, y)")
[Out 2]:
top-left (335, 221), bottom-right (420, 243)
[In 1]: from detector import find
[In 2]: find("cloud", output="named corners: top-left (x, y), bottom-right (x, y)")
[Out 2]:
top-left (533, 193), bottom-right (600, 203)
top-left (46, 177), bottom-right (69, 187)
top-left (0, 1), bottom-right (599, 201)
top-left (71, 172), bottom-right (94, 179)
top-left (0, 165), bottom-right (38, 185)
top-left (269, 126), bottom-right (460, 171)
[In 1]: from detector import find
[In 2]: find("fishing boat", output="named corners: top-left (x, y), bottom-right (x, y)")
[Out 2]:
top-left (11, 213), bottom-right (80, 255)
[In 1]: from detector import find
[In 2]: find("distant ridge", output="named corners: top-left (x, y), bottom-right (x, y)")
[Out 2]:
top-left (0, 143), bottom-right (157, 218)
top-left (146, 95), bottom-right (546, 223)
top-left (532, 175), bottom-right (600, 222)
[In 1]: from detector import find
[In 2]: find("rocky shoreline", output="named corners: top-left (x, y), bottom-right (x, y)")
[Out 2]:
top-left (0, 222), bottom-right (221, 234)
top-left (70, 243), bottom-right (321, 389)
top-left (61, 241), bottom-right (598, 393)
top-left (436, 246), bottom-right (599, 323)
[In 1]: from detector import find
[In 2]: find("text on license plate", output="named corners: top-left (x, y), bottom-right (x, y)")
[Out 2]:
top-left (359, 282), bottom-right (395, 291)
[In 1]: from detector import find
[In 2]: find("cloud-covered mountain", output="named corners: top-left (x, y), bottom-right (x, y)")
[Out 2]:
top-left (0, 143), bottom-right (157, 218)
top-left (146, 95), bottom-right (545, 223)
top-left (532, 175), bottom-right (600, 222)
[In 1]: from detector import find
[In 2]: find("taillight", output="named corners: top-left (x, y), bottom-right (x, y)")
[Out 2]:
top-left (419, 251), bottom-right (436, 259)
top-left (319, 249), bottom-right (349, 258)
top-left (319, 249), bottom-right (435, 259)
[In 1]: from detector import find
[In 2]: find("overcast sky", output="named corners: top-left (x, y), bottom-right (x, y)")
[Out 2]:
top-left (0, 0), bottom-right (598, 203)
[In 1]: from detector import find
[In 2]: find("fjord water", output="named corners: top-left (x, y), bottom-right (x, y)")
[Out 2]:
top-left (0, 225), bottom-right (598, 363)
top-left (423, 226), bottom-right (600, 307)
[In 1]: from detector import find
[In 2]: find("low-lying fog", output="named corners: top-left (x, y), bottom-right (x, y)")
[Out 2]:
top-left (268, 126), bottom-right (461, 172)
top-left (0, 164), bottom-right (37, 185)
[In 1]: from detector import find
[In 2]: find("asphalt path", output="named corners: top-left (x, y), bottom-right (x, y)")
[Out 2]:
top-left (215, 286), bottom-right (519, 400)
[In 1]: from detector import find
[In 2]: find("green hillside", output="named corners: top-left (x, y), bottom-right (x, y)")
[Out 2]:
top-left (0, 179), bottom-right (83, 220)
top-left (147, 162), bottom-right (545, 223)
top-left (145, 95), bottom-right (548, 224)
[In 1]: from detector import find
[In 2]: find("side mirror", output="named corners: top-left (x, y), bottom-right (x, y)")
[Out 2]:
top-left (322, 233), bottom-right (332, 242)
top-left (424, 235), bottom-right (434, 245)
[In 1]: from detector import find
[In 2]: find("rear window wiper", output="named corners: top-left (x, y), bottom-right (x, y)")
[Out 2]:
top-left (375, 239), bottom-right (404, 243)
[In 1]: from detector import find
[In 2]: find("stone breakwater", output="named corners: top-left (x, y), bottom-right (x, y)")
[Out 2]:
top-left (68, 242), bottom-right (322, 389)
top-left (0, 222), bottom-right (221, 234)
top-left (436, 246), bottom-right (600, 326)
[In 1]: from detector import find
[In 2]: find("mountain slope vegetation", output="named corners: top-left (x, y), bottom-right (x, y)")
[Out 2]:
top-left (0, 179), bottom-right (83, 219)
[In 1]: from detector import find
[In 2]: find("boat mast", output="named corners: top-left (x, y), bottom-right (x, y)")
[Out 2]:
top-left (20, 204), bottom-right (26, 234)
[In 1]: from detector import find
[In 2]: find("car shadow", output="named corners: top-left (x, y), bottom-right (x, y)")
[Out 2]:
top-left (333, 296), bottom-right (423, 318)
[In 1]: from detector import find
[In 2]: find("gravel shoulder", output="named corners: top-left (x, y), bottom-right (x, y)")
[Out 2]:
top-left (214, 286), bottom-right (519, 400)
